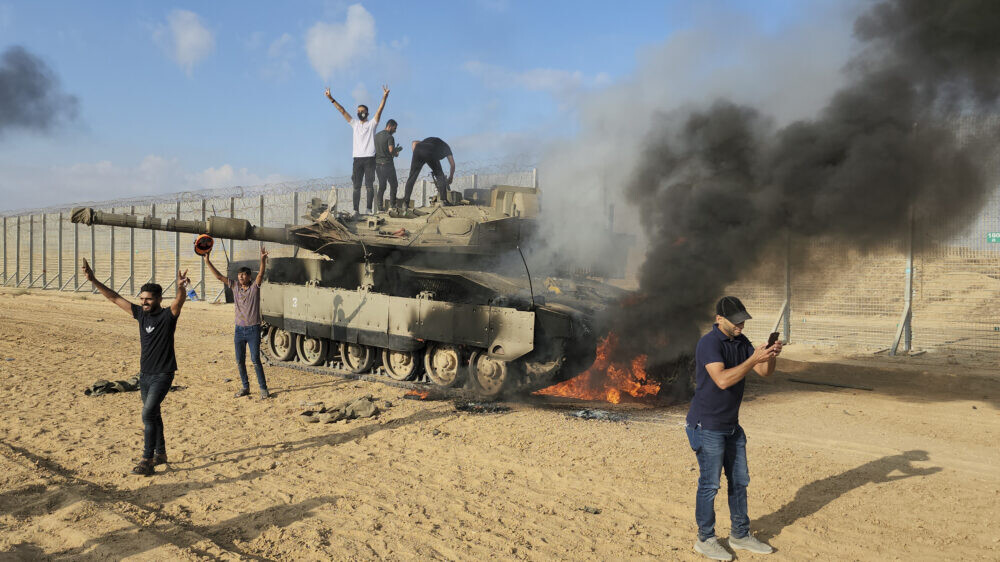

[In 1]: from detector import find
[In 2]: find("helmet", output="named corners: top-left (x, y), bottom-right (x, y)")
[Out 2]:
top-left (194, 234), bottom-right (214, 256)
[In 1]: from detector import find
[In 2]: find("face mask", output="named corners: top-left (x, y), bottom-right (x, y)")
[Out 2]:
top-left (357, 111), bottom-right (368, 120)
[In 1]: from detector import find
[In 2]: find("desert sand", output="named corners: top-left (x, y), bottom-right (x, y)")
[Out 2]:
top-left (1, 287), bottom-right (998, 560)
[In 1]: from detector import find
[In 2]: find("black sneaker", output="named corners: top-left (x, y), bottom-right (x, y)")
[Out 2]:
top-left (234, 388), bottom-right (250, 398)
top-left (132, 459), bottom-right (155, 476)
top-left (152, 453), bottom-right (168, 466)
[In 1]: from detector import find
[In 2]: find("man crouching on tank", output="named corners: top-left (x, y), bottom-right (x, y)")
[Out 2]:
top-left (204, 246), bottom-right (270, 400)
top-left (82, 259), bottom-right (189, 476)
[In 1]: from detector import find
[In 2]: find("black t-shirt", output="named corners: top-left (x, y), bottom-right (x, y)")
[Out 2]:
top-left (415, 137), bottom-right (452, 161)
top-left (131, 303), bottom-right (179, 374)
top-left (374, 130), bottom-right (396, 165)
top-left (686, 325), bottom-right (754, 431)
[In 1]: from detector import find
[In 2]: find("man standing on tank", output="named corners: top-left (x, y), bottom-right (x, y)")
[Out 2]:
top-left (401, 137), bottom-right (456, 207)
top-left (686, 296), bottom-right (782, 560)
top-left (82, 259), bottom-right (190, 476)
top-left (373, 119), bottom-right (402, 212)
top-left (204, 246), bottom-right (270, 400)
top-left (325, 85), bottom-right (390, 216)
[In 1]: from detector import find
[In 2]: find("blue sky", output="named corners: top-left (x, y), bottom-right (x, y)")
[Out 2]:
top-left (0, 0), bottom-right (841, 211)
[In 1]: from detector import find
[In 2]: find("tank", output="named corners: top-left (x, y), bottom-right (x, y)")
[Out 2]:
top-left (70, 186), bottom-right (624, 398)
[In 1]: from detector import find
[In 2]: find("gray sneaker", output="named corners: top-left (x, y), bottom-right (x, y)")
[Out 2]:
top-left (694, 537), bottom-right (732, 561)
top-left (729, 533), bottom-right (773, 554)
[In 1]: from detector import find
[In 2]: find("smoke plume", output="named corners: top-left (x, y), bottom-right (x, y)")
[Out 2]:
top-left (0, 45), bottom-right (79, 136)
top-left (544, 0), bottom-right (1000, 365)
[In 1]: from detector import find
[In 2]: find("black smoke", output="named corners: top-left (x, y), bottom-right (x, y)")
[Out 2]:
top-left (0, 45), bottom-right (79, 136)
top-left (614, 0), bottom-right (1000, 362)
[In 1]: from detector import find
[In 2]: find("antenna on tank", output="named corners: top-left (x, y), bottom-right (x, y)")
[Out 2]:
top-left (517, 244), bottom-right (535, 308)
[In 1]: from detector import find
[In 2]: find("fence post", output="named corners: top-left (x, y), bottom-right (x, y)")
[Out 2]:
top-left (532, 168), bottom-right (538, 189)
top-left (200, 199), bottom-right (206, 300)
top-left (2, 216), bottom-right (5, 285)
top-left (129, 206), bottom-right (135, 296)
top-left (783, 233), bottom-right (791, 343)
top-left (109, 208), bottom-right (115, 294)
top-left (229, 197), bottom-right (236, 263)
top-left (150, 204), bottom-right (156, 285)
top-left (293, 191), bottom-right (299, 225)
top-left (73, 221), bottom-right (78, 290)
top-left (421, 180), bottom-right (427, 206)
top-left (174, 201), bottom-right (181, 285)
top-left (259, 195), bottom-right (265, 252)
top-left (90, 218), bottom-right (96, 293)
top-left (41, 214), bottom-right (46, 289)
top-left (28, 215), bottom-right (33, 287)
top-left (890, 211), bottom-right (915, 355)
top-left (57, 213), bottom-right (63, 290)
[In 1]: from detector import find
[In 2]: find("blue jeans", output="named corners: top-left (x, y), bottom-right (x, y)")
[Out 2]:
top-left (139, 372), bottom-right (174, 459)
top-left (686, 423), bottom-right (750, 541)
top-left (235, 324), bottom-right (267, 391)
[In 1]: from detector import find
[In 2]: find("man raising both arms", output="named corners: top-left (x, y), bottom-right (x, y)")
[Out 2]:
top-left (204, 246), bottom-right (270, 400)
top-left (82, 259), bottom-right (189, 476)
top-left (325, 85), bottom-right (390, 216)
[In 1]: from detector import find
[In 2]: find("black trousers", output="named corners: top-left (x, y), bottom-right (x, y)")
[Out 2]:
top-left (139, 372), bottom-right (174, 459)
top-left (402, 151), bottom-right (448, 205)
top-left (375, 162), bottom-right (398, 210)
top-left (351, 156), bottom-right (376, 212)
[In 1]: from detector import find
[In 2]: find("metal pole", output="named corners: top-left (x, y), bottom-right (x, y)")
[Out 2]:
top-left (109, 208), bottom-right (115, 294)
top-left (421, 179), bottom-right (427, 207)
top-left (259, 195), bottom-right (265, 252)
top-left (15, 216), bottom-right (21, 286)
top-left (2, 216), bottom-right (6, 284)
top-left (28, 215), bottom-right (33, 286)
top-left (174, 201), bottom-right (181, 280)
top-left (532, 167), bottom-right (538, 189)
top-left (150, 204), bottom-right (156, 285)
top-left (200, 199), bottom-right (206, 299)
top-left (229, 197), bottom-right (235, 263)
top-left (129, 206), bottom-right (135, 295)
top-left (783, 232), bottom-right (791, 343)
top-left (90, 220), bottom-right (96, 293)
top-left (57, 213), bottom-right (63, 290)
top-left (890, 210), bottom-right (915, 355)
top-left (73, 221), bottom-right (78, 290)
top-left (293, 191), bottom-right (299, 225)
top-left (41, 214), bottom-right (46, 288)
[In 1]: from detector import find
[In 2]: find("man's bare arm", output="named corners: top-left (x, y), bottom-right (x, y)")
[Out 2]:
top-left (255, 246), bottom-right (268, 286)
top-left (374, 84), bottom-right (389, 124)
top-left (82, 259), bottom-right (132, 314)
top-left (446, 155), bottom-right (456, 184)
top-left (203, 253), bottom-right (230, 287)
top-left (325, 88), bottom-right (352, 123)
top-left (170, 269), bottom-right (189, 317)
top-left (753, 341), bottom-right (781, 376)
top-left (705, 344), bottom-right (775, 389)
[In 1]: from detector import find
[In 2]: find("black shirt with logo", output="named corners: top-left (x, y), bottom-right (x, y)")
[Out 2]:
top-left (131, 304), bottom-right (178, 374)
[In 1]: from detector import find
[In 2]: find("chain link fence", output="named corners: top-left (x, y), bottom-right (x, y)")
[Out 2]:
top-left (2, 163), bottom-right (999, 357)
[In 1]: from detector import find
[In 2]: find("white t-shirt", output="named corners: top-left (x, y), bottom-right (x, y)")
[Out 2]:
top-left (351, 118), bottom-right (379, 158)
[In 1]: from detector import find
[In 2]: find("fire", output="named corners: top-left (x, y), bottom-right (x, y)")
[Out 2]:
top-left (403, 390), bottom-right (431, 400)
top-left (534, 332), bottom-right (660, 404)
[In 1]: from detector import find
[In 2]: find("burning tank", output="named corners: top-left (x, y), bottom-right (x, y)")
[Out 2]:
top-left (71, 186), bottom-right (630, 398)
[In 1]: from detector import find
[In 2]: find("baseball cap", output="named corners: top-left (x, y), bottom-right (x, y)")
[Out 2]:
top-left (716, 296), bottom-right (752, 324)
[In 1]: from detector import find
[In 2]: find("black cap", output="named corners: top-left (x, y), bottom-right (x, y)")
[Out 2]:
top-left (716, 296), bottom-right (751, 324)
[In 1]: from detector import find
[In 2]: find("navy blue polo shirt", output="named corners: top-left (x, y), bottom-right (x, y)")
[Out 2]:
top-left (686, 324), bottom-right (754, 431)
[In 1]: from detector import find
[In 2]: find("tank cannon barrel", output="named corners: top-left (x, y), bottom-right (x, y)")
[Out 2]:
top-left (70, 207), bottom-right (291, 245)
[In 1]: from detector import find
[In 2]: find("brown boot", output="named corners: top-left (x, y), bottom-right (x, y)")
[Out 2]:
top-left (152, 453), bottom-right (168, 466)
top-left (132, 458), bottom-right (155, 476)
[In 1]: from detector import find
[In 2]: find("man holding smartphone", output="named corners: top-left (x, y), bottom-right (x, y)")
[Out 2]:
top-left (686, 296), bottom-right (782, 560)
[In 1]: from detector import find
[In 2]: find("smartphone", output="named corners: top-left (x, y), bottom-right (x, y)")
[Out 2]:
top-left (767, 331), bottom-right (780, 347)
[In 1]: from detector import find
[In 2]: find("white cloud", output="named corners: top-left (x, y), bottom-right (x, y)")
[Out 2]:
top-left (463, 61), bottom-right (608, 102)
top-left (305, 4), bottom-right (376, 81)
top-left (153, 10), bottom-right (215, 75)
top-left (260, 33), bottom-right (295, 81)
top-left (351, 82), bottom-right (370, 106)
top-left (189, 164), bottom-right (288, 189)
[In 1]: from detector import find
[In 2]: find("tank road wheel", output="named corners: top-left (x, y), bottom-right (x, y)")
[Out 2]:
top-left (424, 343), bottom-right (465, 388)
top-left (469, 351), bottom-right (518, 398)
top-left (339, 342), bottom-right (376, 373)
top-left (267, 328), bottom-right (297, 362)
top-left (296, 336), bottom-right (329, 366)
top-left (381, 349), bottom-right (422, 381)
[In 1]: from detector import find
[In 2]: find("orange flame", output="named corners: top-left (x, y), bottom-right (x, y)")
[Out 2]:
top-left (534, 332), bottom-right (660, 404)
top-left (404, 390), bottom-right (431, 400)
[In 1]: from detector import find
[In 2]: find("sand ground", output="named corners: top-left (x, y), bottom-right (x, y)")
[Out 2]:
top-left (0, 288), bottom-right (998, 561)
